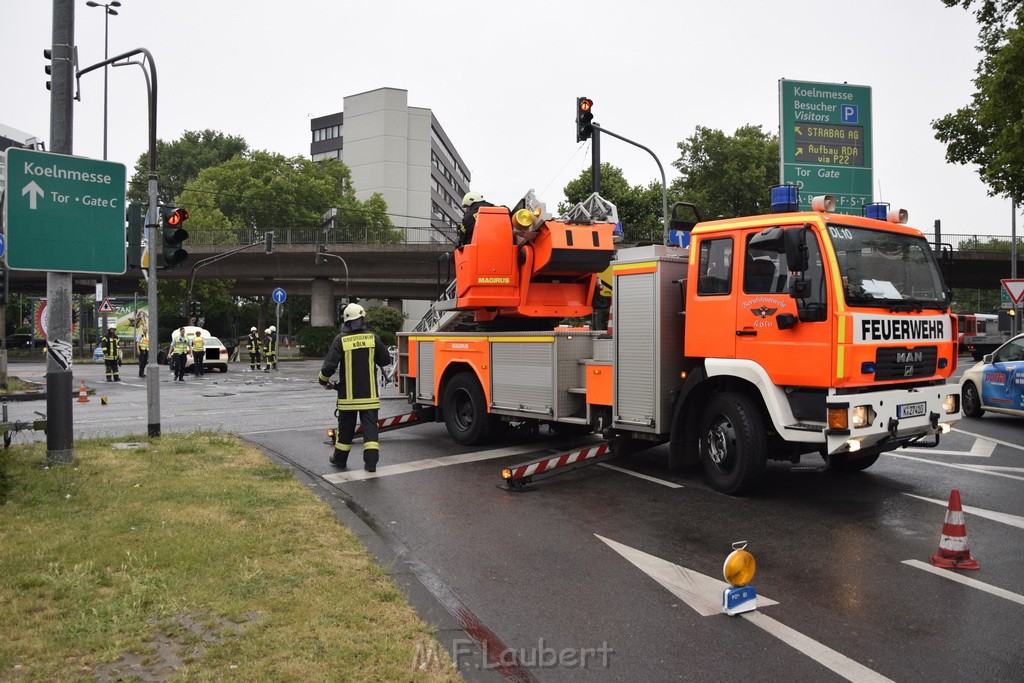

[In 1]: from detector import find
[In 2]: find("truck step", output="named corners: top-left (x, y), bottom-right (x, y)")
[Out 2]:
top-left (566, 387), bottom-right (587, 395)
top-left (785, 422), bottom-right (825, 433)
top-left (556, 416), bottom-right (589, 424)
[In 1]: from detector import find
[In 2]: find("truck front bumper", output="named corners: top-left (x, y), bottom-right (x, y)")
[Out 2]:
top-left (824, 385), bottom-right (960, 455)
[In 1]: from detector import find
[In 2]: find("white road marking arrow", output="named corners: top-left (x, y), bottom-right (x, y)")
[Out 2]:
top-left (22, 180), bottom-right (44, 210)
top-left (596, 535), bottom-right (892, 682)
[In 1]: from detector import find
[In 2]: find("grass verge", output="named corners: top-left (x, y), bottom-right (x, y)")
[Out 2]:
top-left (0, 434), bottom-right (460, 681)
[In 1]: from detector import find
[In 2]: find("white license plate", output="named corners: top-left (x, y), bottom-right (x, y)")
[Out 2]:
top-left (897, 402), bottom-right (927, 419)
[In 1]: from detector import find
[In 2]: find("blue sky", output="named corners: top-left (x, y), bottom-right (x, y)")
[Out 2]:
top-left (2, 0), bottom-right (1016, 238)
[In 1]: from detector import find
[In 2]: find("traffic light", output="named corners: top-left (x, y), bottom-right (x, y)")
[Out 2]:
top-left (126, 202), bottom-right (144, 270)
top-left (315, 244), bottom-right (326, 265)
top-left (576, 96), bottom-right (594, 142)
top-left (265, 231), bottom-right (275, 254)
top-left (43, 49), bottom-right (52, 91)
top-left (160, 206), bottom-right (189, 268)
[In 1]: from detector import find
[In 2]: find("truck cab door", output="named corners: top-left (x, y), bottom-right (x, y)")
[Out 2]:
top-left (736, 227), bottom-right (832, 387)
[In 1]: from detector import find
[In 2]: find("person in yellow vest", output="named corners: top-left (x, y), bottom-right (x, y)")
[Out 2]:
top-left (192, 333), bottom-right (206, 376)
top-left (137, 331), bottom-right (149, 378)
top-left (318, 304), bottom-right (391, 472)
top-left (103, 326), bottom-right (121, 382)
top-left (171, 327), bottom-right (190, 382)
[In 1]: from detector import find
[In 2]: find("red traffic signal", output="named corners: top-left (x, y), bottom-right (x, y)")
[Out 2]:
top-left (165, 208), bottom-right (189, 226)
top-left (576, 97), bottom-right (595, 142)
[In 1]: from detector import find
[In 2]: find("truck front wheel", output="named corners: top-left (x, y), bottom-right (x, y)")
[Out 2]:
top-left (442, 372), bottom-right (492, 445)
top-left (699, 392), bottom-right (767, 495)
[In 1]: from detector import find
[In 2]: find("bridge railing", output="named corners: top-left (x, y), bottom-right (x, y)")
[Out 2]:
top-left (186, 224), bottom-right (459, 247)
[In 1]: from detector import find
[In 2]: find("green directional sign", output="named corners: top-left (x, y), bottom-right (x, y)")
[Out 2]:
top-left (3, 147), bottom-right (126, 274)
top-left (779, 79), bottom-right (872, 215)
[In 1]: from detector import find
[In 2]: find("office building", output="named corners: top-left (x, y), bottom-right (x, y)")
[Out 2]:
top-left (310, 87), bottom-right (471, 246)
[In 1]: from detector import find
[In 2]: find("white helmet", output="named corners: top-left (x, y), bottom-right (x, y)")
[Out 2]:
top-left (250, 326), bottom-right (257, 332)
top-left (264, 328), bottom-right (271, 334)
top-left (269, 325), bottom-right (276, 332)
top-left (462, 191), bottom-right (483, 208)
top-left (343, 303), bottom-right (366, 322)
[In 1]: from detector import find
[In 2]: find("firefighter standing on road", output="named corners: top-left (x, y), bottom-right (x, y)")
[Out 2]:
top-left (247, 326), bottom-right (263, 371)
top-left (103, 326), bottom-right (121, 382)
top-left (319, 303), bottom-right (391, 472)
top-left (192, 333), bottom-right (206, 376)
top-left (264, 325), bottom-right (278, 370)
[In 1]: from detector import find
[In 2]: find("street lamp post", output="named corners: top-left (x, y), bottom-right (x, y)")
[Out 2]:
top-left (85, 0), bottom-right (121, 343)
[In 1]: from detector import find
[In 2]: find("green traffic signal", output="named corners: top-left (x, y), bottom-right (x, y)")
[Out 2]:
top-left (160, 206), bottom-right (189, 268)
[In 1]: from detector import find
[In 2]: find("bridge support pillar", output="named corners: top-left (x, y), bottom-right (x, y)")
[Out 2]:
top-left (311, 278), bottom-right (336, 327)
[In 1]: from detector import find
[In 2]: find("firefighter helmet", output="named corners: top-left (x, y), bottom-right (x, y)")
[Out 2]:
top-left (269, 325), bottom-right (276, 332)
top-left (461, 191), bottom-right (483, 208)
top-left (343, 303), bottom-right (366, 322)
top-left (250, 326), bottom-right (257, 332)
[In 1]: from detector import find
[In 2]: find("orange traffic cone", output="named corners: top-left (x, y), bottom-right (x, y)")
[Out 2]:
top-left (77, 380), bottom-right (90, 403)
top-left (929, 489), bottom-right (980, 570)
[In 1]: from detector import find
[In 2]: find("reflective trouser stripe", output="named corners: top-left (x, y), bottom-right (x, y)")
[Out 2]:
top-left (363, 441), bottom-right (379, 450)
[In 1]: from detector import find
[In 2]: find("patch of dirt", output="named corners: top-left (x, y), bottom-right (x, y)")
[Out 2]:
top-left (92, 610), bottom-right (259, 681)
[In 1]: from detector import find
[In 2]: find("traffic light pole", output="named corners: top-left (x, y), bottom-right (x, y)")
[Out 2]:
top-left (590, 123), bottom-right (670, 242)
top-left (46, 0), bottom-right (76, 464)
top-left (78, 45), bottom-right (161, 436)
top-left (185, 239), bottom-right (273, 323)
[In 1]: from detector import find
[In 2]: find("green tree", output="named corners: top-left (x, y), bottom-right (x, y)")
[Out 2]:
top-left (178, 152), bottom-right (398, 245)
top-left (559, 164), bottom-right (664, 243)
top-left (128, 129), bottom-right (248, 204)
top-left (933, 1), bottom-right (1024, 202)
top-left (671, 125), bottom-right (780, 219)
top-left (366, 304), bottom-right (407, 346)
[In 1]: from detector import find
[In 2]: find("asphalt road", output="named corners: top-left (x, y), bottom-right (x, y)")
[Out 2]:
top-left (6, 358), bottom-right (1023, 682)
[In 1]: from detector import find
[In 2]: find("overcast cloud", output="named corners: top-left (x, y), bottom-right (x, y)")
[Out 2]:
top-left (2, 0), bottom-right (1015, 239)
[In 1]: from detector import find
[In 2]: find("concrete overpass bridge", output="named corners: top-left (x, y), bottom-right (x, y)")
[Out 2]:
top-left (6, 230), bottom-right (1022, 323)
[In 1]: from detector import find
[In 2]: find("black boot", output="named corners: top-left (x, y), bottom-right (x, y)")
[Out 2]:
top-left (364, 449), bottom-right (379, 473)
top-left (329, 451), bottom-right (348, 468)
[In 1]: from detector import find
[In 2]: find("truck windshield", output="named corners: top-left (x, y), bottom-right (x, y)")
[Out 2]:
top-left (827, 224), bottom-right (949, 311)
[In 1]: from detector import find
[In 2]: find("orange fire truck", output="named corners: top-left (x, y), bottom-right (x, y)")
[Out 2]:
top-left (394, 190), bottom-right (961, 494)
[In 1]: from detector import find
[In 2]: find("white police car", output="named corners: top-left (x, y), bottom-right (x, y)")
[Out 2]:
top-left (960, 332), bottom-right (1024, 418)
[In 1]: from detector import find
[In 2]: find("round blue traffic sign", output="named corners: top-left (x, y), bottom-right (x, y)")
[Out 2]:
top-left (0, 233), bottom-right (6, 259)
top-left (272, 287), bottom-right (287, 304)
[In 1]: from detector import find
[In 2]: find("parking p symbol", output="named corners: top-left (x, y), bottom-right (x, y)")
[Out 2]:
top-left (842, 105), bottom-right (859, 123)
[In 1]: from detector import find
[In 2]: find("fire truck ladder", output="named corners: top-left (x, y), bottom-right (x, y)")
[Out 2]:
top-left (501, 441), bottom-right (615, 491)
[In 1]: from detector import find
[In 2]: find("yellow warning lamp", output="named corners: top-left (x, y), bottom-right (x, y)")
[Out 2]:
top-left (513, 208), bottom-right (535, 229)
top-left (723, 541), bottom-right (756, 587)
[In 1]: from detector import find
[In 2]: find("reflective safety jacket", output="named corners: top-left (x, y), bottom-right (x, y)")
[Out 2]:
top-left (192, 336), bottom-right (205, 352)
top-left (264, 333), bottom-right (275, 355)
top-left (103, 335), bottom-right (120, 361)
top-left (247, 332), bottom-right (262, 354)
top-left (318, 328), bottom-right (391, 410)
top-left (138, 335), bottom-right (149, 351)
top-left (172, 337), bottom-right (189, 355)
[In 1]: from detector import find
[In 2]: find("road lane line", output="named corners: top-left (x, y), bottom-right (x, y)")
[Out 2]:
top-left (887, 454), bottom-right (1024, 482)
top-left (902, 560), bottom-right (1024, 606)
top-left (904, 494), bottom-right (1024, 530)
top-left (952, 427), bottom-right (1024, 453)
top-left (900, 436), bottom-right (996, 458)
top-left (741, 611), bottom-right (893, 683)
top-left (597, 463), bottom-right (683, 488)
top-left (323, 443), bottom-right (568, 483)
top-left (596, 535), bottom-right (890, 682)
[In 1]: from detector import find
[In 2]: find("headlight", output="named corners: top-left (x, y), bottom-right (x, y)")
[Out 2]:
top-left (851, 405), bottom-right (876, 429)
top-left (943, 394), bottom-right (960, 415)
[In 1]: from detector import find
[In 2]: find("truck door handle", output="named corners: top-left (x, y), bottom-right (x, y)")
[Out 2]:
top-left (736, 330), bottom-right (757, 337)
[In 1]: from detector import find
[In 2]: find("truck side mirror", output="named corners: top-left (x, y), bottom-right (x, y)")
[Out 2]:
top-left (783, 224), bottom-right (810, 273)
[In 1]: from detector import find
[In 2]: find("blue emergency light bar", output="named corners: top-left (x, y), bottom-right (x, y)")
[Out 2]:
top-left (863, 202), bottom-right (889, 220)
top-left (770, 184), bottom-right (799, 213)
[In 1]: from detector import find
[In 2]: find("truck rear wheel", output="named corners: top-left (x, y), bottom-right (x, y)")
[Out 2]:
top-left (442, 372), bottom-right (492, 445)
top-left (699, 392), bottom-right (767, 495)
